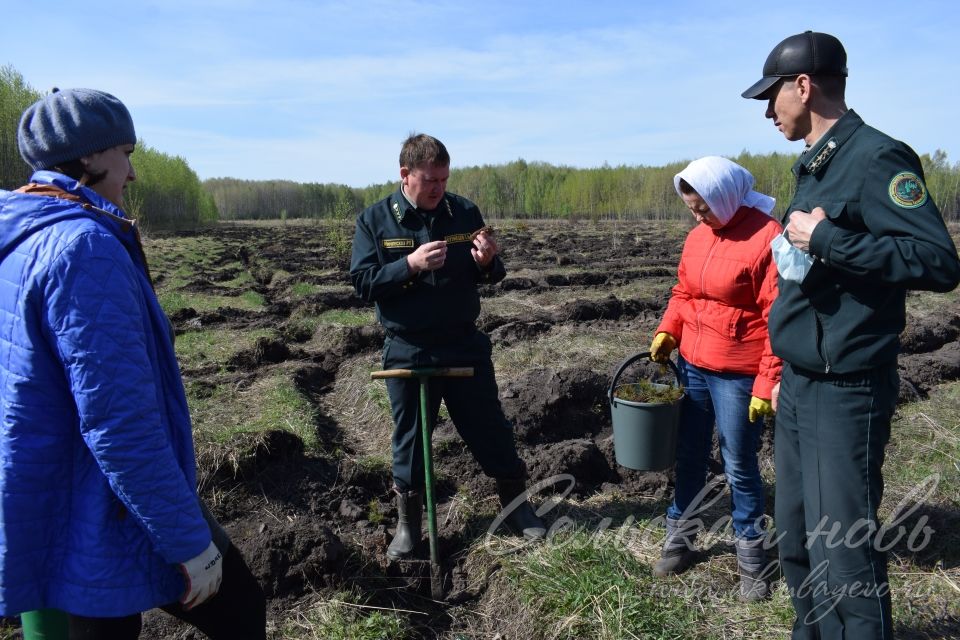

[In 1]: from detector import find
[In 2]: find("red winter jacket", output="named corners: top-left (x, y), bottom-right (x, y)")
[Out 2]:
top-left (656, 206), bottom-right (782, 399)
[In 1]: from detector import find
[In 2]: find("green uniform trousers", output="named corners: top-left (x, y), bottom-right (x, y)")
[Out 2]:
top-left (775, 363), bottom-right (898, 639)
top-left (382, 329), bottom-right (523, 491)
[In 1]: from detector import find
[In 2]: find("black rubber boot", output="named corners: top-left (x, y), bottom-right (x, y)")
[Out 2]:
top-left (736, 536), bottom-right (771, 602)
top-left (387, 489), bottom-right (423, 560)
top-left (653, 517), bottom-right (699, 577)
top-left (495, 477), bottom-right (546, 541)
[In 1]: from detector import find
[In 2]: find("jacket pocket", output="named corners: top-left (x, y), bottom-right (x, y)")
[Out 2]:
top-left (703, 302), bottom-right (744, 340)
top-left (820, 200), bottom-right (864, 230)
top-left (727, 307), bottom-right (745, 340)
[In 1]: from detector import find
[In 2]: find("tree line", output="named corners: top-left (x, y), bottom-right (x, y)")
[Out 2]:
top-left (1, 65), bottom-right (215, 230)
top-left (209, 151), bottom-right (960, 222)
top-left (6, 63), bottom-right (958, 226)
top-left (204, 178), bottom-right (368, 222)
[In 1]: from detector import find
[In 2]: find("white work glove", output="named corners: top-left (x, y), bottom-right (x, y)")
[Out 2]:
top-left (179, 541), bottom-right (223, 610)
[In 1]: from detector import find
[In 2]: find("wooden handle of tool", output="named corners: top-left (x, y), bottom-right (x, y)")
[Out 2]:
top-left (371, 367), bottom-right (475, 379)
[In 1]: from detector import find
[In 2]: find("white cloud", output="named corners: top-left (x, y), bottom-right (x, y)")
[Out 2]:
top-left (4, 0), bottom-right (959, 184)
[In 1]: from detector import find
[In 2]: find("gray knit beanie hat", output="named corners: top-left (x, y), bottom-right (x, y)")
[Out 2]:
top-left (18, 87), bottom-right (136, 170)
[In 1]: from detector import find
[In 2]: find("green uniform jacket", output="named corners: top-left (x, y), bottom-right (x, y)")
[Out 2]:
top-left (770, 110), bottom-right (960, 374)
top-left (350, 187), bottom-right (505, 336)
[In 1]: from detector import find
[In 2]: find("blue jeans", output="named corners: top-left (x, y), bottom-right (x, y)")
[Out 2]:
top-left (666, 356), bottom-right (765, 539)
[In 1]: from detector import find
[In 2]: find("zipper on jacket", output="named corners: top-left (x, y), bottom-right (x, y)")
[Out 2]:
top-left (814, 310), bottom-right (832, 373)
top-left (693, 234), bottom-right (722, 361)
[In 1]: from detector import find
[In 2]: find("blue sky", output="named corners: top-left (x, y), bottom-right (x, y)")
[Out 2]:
top-left (3, 0), bottom-right (957, 187)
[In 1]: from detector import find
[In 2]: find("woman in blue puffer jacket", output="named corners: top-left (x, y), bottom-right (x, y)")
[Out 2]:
top-left (0, 88), bottom-right (265, 639)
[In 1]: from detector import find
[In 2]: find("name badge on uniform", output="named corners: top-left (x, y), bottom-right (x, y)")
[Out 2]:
top-left (382, 238), bottom-right (415, 249)
top-left (444, 233), bottom-right (473, 244)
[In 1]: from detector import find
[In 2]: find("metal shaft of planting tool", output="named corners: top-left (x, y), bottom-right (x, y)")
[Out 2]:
top-left (371, 367), bottom-right (474, 600)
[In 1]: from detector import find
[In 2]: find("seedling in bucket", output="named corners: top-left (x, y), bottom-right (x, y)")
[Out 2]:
top-left (608, 352), bottom-right (685, 471)
top-left (614, 379), bottom-right (684, 404)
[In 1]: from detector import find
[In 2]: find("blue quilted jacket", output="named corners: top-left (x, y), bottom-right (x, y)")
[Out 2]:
top-left (0, 172), bottom-right (211, 616)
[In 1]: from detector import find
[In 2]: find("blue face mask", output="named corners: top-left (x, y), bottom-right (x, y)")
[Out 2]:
top-left (770, 231), bottom-right (815, 283)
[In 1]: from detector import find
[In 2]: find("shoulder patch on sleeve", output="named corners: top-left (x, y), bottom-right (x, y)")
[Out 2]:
top-left (888, 172), bottom-right (928, 209)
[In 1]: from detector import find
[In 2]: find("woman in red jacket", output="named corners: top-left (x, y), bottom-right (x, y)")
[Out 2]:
top-left (649, 156), bottom-right (781, 601)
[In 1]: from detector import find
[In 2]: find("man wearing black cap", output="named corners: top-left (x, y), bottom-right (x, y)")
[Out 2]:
top-left (743, 32), bottom-right (960, 638)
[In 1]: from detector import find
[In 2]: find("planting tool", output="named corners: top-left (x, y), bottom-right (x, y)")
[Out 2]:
top-left (371, 366), bottom-right (475, 600)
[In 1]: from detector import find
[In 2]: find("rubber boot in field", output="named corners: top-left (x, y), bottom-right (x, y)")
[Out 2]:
top-left (736, 536), bottom-right (771, 602)
top-left (387, 488), bottom-right (423, 560)
top-left (653, 517), bottom-right (699, 577)
top-left (495, 477), bottom-right (547, 541)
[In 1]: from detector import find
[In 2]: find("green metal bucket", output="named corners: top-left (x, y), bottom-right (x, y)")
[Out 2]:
top-left (608, 352), bottom-right (684, 471)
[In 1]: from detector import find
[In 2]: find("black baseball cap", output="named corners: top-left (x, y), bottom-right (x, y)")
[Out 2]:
top-left (741, 31), bottom-right (847, 99)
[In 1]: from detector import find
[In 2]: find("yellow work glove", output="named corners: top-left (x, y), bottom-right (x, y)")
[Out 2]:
top-left (748, 396), bottom-right (774, 422)
top-left (649, 332), bottom-right (677, 363)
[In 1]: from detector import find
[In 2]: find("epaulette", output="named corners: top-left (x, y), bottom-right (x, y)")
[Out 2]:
top-left (804, 138), bottom-right (838, 174)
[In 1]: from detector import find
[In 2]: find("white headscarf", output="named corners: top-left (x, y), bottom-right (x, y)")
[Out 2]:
top-left (673, 156), bottom-right (776, 226)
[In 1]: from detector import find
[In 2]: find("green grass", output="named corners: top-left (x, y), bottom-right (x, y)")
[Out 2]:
top-left (889, 564), bottom-right (960, 632)
top-left (283, 315), bottom-right (323, 341)
top-left (881, 380), bottom-right (960, 630)
top-left (157, 289), bottom-right (266, 314)
top-left (886, 381), bottom-right (960, 497)
top-left (472, 482), bottom-right (797, 638)
top-left (0, 622), bottom-right (18, 640)
top-left (175, 327), bottom-right (276, 370)
top-left (190, 373), bottom-right (319, 449)
top-left (317, 309), bottom-right (376, 326)
top-left (220, 270), bottom-right (255, 289)
top-left (145, 234), bottom-right (262, 313)
top-left (471, 394), bottom-right (960, 640)
top-left (276, 592), bottom-right (411, 640)
top-left (138, 221), bottom-right (960, 638)
top-left (367, 499), bottom-right (385, 525)
top-left (497, 528), bottom-right (793, 640)
top-left (144, 235), bottom-right (225, 268)
top-left (291, 281), bottom-right (322, 298)
top-left (353, 453), bottom-right (391, 474)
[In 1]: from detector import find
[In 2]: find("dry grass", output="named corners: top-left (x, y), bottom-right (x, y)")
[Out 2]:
top-left (132, 220), bottom-right (960, 638)
top-left (481, 275), bottom-right (673, 321)
top-left (190, 366), bottom-right (320, 475)
top-left (175, 327), bottom-right (277, 370)
top-left (449, 397), bottom-right (960, 640)
top-left (321, 353), bottom-right (395, 458)
top-left (493, 322), bottom-right (655, 382)
top-left (274, 592), bottom-right (413, 640)
top-left (882, 381), bottom-right (960, 631)
top-left (470, 522), bottom-right (794, 639)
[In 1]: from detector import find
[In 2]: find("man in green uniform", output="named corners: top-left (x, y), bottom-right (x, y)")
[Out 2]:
top-left (350, 133), bottom-right (546, 560)
top-left (743, 31), bottom-right (960, 637)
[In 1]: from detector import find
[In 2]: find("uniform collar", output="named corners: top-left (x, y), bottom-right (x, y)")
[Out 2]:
top-left (793, 109), bottom-right (864, 177)
top-left (390, 186), bottom-right (454, 223)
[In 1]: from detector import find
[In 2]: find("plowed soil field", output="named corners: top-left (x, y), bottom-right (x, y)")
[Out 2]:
top-left (126, 219), bottom-right (960, 639)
